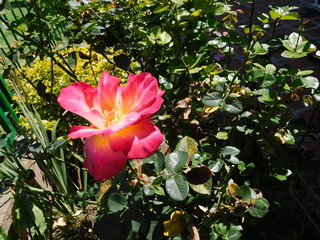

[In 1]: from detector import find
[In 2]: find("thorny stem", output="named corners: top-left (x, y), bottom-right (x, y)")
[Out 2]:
top-left (216, 165), bottom-right (234, 209)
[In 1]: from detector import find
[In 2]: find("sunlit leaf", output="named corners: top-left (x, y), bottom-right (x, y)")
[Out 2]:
top-left (202, 92), bottom-right (222, 107)
top-left (175, 136), bottom-right (197, 163)
top-left (165, 175), bottom-right (189, 201)
top-left (227, 229), bottom-right (242, 240)
top-left (301, 76), bottom-right (319, 89)
top-left (210, 159), bottom-right (224, 173)
top-left (158, 31), bottom-right (172, 45)
top-left (165, 151), bottom-right (189, 173)
top-left (221, 146), bottom-right (240, 156)
top-left (248, 198), bottom-right (269, 218)
top-left (235, 185), bottom-right (257, 201)
top-left (153, 5), bottom-right (170, 13)
top-left (150, 25), bottom-right (161, 41)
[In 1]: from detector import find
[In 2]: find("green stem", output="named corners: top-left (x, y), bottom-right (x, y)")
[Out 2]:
top-left (216, 165), bottom-right (234, 209)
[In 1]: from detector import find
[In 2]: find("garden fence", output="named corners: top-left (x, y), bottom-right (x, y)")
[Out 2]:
top-left (0, 74), bottom-right (18, 144)
top-left (0, 0), bottom-right (68, 68)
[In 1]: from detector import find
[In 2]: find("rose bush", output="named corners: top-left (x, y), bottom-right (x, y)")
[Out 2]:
top-left (58, 71), bottom-right (164, 180)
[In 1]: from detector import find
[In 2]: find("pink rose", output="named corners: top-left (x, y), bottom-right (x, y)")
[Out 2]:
top-left (58, 72), bottom-right (164, 180)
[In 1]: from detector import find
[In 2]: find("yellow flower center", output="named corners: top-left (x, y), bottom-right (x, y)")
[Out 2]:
top-left (103, 108), bottom-right (125, 127)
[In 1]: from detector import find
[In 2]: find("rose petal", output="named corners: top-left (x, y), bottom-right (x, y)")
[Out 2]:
top-left (58, 82), bottom-right (105, 129)
top-left (120, 73), bottom-right (164, 116)
top-left (109, 119), bottom-right (164, 159)
top-left (84, 134), bottom-right (127, 180)
top-left (69, 125), bottom-right (103, 139)
top-left (97, 71), bottom-right (122, 112)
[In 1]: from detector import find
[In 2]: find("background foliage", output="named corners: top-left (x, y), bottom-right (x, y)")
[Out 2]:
top-left (0, 0), bottom-right (320, 239)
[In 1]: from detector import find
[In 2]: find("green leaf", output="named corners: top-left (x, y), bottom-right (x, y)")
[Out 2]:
top-left (29, 142), bottom-right (42, 153)
top-left (33, 205), bottom-right (47, 234)
top-left (55, 39), bottom-right (69, 51)
top-left (165, 175), bottom-right (189, 201)
top-left (216, 131), bottom-right (228, 140)
top-left (132, 26), bottom-right (148, 38)
top-left (225, 155), bottom-right (240, 164)
top-left (210, 159), bottom-right (224, 173)
top-left (223, 100), bottom-right (243, 114)
top-left (202, 92), bottom-right (222, 107)
top-left (252, 69), bottom-right (264, 80)
top-left (154, 151), bottom-right (165, 172)
top-left (158, 31), bottom-right (172, 45)
top-left (189, 178), bottom-right (212, 195)
top-left (226, 229), bottom-right (242, 240)
top-left (273, 168), bottom-right (292, 181)
top-left (171, 0), bottom-right (184, 4)
top-left (269, 6), bottom-right (300, 20)
top-left (14, 190), bottom-right (35, 229)
top-left (68, 1), bottom-right (81, 9)
top-left (235, 185), bottom-right (256, 201)
top-left (0, 135), bottom-right (7, 148)
top-left (284, 130), bottom-right (295, 145)
top-left (153, 185), bottom-right (165, 196)
top-left (281, 50), bottom-right (307, 59)
top-left (253, 42), bottom-right (269, 55)
top-left (297, 70), bottom-right (313, 76)
top-left (143, 185), bottom-right (155, 196)
top-left (253, 89), bottom-right (276, 103)
top-left (143, 151), bottom-right (165, 172)
top-left (265, 64), bottom-right (276, 74)
top-left (258, 13), bottom-right (269, 24)
top-left (16, 23), bottom-right (28, 32)
top-left (240, 163), bottom-right (255, 176)
top-left (248, 198), bottom-right (269, 218)
top-left (150, 25), bottom-right (161, 41)
top-left (301, 76), bottom-right (319, 89)
top-left (216, 82), bottom-right (226, 93)
top-left (0, 226), bottom-right (7, 240)
top-left (221, 146), bottom-right (240, 156)
top-left (90, 26), bottom-right (103, 36)
top-left (188, 67), bottom-right (203, 74)
top-left (68, 51), bottom-right (77, 68)
top-left (174, 136), bottom-right (197, 162)
top-left (108, 193), bottom-right (127, 212)
top-left (314, 94), bottom-right (320, 102)
top-left (0, 0), bottom-right (12, 14)
top-left (153, 5), bottom-right (170, 13)
top-left (165, 151), bottom-right (189, 173)
top-left (49, 139), bottom-right (66, 150)
top-left (190, 9), bottom-right (203, 19)
top-left (282, 32), bottom-right (316, 54)
top-left (261, 73), bottom-right (276, 87)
